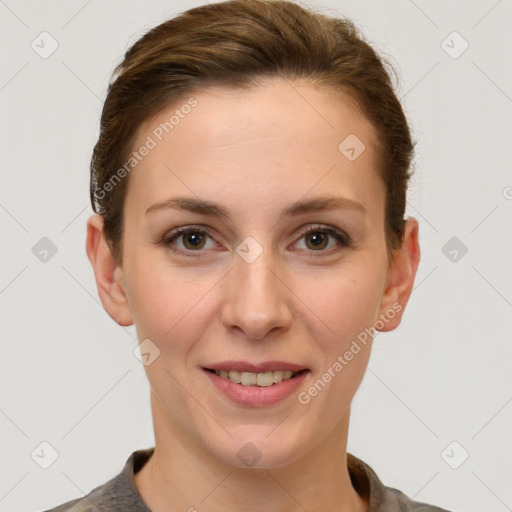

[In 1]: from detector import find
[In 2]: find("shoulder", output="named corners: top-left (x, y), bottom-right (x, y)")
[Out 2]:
top-left (41, 448), bottom-right (154, 512)
top-left (378, 484), bottom-right (452, 511)
top-left (41, 483), bottom-right (105, 512)
top-left (347, 452), bottom-right (453, 512)
top-left (43, 484), bottom-right (107, 512)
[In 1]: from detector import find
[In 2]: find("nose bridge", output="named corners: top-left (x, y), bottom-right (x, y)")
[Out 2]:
top-left (222, 238), bottom-right (292, 339)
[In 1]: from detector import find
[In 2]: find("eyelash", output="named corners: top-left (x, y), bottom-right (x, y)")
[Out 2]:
top-left (160, 224), bottom-right (352, 258)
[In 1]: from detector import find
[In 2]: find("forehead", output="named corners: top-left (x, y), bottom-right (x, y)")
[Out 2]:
top-left (124, 78), bottom-right (384, 221)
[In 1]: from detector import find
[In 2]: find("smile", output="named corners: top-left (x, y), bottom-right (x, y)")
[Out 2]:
top-left (203, 366), bottom-right (310, 406)
top-left (211, 369), bottom-right (299, 386)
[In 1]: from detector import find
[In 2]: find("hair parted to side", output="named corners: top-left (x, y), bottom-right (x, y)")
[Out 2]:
top-left (90, 0), bottom-right (415, 265)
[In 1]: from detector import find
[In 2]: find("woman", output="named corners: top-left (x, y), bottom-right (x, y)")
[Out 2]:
top-left (46, 0), bottom-right (450, 510)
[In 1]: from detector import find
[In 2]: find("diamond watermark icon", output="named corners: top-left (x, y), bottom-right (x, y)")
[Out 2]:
top-left (442, 236), bottom-right (468, 263)
top-left (441, 31), bottom-right (469, 60)
top-left (31, 441), bottom-right (59, 469)
top-left (236, 442), bottom-right (262, 467)
top-left (441, 441), bottom-right (469, 469)
top-left (31, 31), bottom-right (59, 59)
top-left (236, 236), bottom-right (263, 264)
top-left (133, 338), bottom-right (161, 366)
top-left (32, 237), bottom-right (58, 263)
top-left (338, 134), bottom-right (366, 162)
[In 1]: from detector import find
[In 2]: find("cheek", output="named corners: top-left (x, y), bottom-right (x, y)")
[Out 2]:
top-left (295, 272), bottom-right (377, 421)
top-left (126, 260), bottom-right (219, 349)
top-left (295, 266), bottom-right (382, 352)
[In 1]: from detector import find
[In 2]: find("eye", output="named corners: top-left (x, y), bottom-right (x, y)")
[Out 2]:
top-left (160, 224), bottom-right (352, 258)
top-left (293, 225), bottom-right (351, 255)
top-left (161, 226), bottom-right (220, 258)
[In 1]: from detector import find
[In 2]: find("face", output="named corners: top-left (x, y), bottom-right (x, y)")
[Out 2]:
top-left (88, 77), bottom-right (419, 469)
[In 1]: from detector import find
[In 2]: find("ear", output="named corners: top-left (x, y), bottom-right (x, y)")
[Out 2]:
top-left (85, 214), bottom-right (133, 326)
top-left (376, 217), bottom-right (420, 332)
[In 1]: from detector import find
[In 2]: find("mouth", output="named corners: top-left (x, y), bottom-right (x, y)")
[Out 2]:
top-left (204, 368), bottom-right (309, 387)
top-left (202, 363), bottom-right (311, 406)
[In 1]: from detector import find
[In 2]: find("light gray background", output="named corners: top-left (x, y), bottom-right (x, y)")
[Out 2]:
top-left (1, 1), bottom-right (511, 511)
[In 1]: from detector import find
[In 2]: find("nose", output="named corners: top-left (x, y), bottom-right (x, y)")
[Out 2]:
top-left (221, 245), bottom-right (293, 340)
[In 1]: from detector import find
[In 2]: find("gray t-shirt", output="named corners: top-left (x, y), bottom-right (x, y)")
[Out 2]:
top-left (43, 448), bottom-right (451, 511)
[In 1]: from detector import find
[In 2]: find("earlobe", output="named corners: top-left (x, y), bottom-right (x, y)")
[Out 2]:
top-left (376, 217), bottom-right (421, 332)
top-left (85, 214), bottom-right (134, 327)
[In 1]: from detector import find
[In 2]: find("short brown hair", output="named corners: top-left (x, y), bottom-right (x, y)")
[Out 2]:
top-left (90, 0), bottom-right (415, 264)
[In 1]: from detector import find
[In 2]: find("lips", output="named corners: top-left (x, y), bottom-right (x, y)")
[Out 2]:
top-left (203, 365), bottom-right (310, 406)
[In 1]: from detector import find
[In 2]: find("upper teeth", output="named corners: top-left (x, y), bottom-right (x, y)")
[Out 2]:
top-left (214, 370), bottom-right (297, 386)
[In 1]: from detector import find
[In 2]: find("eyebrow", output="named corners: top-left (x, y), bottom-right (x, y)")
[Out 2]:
top-left (145, 195), bottom-right (366, 218)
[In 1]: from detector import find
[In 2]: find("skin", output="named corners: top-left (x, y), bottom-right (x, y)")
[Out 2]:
top-left (86, 77), bottom-right (420, 512)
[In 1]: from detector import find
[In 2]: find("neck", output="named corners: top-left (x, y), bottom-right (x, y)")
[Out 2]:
top-left (134, 391), bottom-right (368, 512)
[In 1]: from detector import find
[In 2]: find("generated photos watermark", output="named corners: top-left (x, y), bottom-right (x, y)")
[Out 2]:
top-left (93, 97), bottom-right (198, 200)
top-left (297, 302), bottom-right (402, 405)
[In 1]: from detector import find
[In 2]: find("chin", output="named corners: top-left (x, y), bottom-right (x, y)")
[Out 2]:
top-left (214, 429), bottom-right (309, 470)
